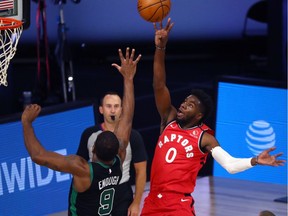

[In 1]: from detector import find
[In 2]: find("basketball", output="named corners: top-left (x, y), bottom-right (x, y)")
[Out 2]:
top-left (137, 0), bottom-right (171, 23)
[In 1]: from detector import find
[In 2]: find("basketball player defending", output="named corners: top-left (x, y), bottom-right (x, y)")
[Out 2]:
top-left (74, 91), bottom-right (148, 216)
top-left (140, 18), bottom-right (285, 216)
top-left (21, 47), bottom-right (142, 216)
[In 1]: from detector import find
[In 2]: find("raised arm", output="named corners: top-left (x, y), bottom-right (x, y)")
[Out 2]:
top-left (21, 104), bottom-right (90, 177)
top-left (153, 18), bottom-right (176, 130)
top-left (111, 47), bottom-right (141, 162)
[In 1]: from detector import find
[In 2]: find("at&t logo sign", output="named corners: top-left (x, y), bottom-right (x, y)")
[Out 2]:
top-left (245, 120), bottom-right (276, 156)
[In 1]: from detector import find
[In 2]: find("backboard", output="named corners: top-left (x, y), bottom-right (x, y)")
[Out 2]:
top-left (0, 0), bottom-right (30, 29)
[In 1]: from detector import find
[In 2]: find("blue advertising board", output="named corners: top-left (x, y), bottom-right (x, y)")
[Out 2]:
top-left (0, 104), bottom-right (95, 215)
top-left (213, 79), bottom-right (287, 185)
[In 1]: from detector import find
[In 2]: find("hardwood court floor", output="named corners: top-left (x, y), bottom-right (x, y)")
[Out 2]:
top-left (49, 176), bottom-right (287, 216)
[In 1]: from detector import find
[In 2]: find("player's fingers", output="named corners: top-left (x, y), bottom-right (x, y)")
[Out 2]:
top-left (266, 146), bottom-right (276, 154)
top-left (277, 159), bottom-right (286, 165)
top-left (129, 48), bottom-right (135, 61)
top-left (134, 54), bottom-right (142, 63)
top-left (118, 49), bottom-right (124, 61)
top-left (36, 104), bottom-right (41, 111)
top-left (125, 47), bottom-right (130, 60)
top-left (28, 104), bottom-right (41, 117)
top-left (36, 106), bottom-right (41, 114)
top-left (153, 22), bottom-right (157, 31)
top-left (274, 152), bottom-right (284, 158)
top-left (166, 17), bottom-right (170, 29)
top-left (168, 22), bottom-right (174, 32)
top-left (31, 104), bottom-right (41, 112)
top-left (111, 63), bottom-right (120, 71)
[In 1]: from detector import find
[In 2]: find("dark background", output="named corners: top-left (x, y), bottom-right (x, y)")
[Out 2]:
top-left (0, 0), bottom-right (286, 179)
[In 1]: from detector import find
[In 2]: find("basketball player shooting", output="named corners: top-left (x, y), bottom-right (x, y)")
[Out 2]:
top-left (140, 18), bottom-right (286, 216)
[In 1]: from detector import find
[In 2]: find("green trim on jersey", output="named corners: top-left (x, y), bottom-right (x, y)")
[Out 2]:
top-left (69, 186), bottom-right (78, 216)
top-left (89, 163), bottom-right (94, 182)
top-left (96, 157), bottom-right (118, 168)
top-left (69, 164), bottom-right (94, 216)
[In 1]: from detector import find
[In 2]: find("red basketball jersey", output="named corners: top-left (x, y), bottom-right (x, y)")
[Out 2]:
top-left (150, 120), bottom-right (214, 194)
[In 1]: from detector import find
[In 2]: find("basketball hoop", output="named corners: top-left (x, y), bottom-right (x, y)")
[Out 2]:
top-left (0, 17), bottom-right (23, 86)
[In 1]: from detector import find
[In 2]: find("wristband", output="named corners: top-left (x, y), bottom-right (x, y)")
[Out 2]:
top-left (155, 45), bottom-right (166, 51)
top-left (255, 156), bottom-right (259, 165)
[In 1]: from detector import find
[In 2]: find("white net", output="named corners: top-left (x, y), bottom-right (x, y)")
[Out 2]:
top-left (0, 18), bottom-right (23, 86)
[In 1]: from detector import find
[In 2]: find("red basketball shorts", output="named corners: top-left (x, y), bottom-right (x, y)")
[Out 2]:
top-left (140, 191), bottom-right (195, 216)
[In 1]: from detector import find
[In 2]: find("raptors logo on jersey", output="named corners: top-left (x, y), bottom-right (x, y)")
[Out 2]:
top-left (150, 120), bottom-right (214, 194)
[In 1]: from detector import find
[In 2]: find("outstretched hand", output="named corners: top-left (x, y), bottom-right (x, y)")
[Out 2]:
top-left (258, 147), bottom-right (286, 166)
top-left (111, 47), bottom-right (141, 80)
top-left (21, 104), bottom-right (41, 124)
top-left (128, 201), bottom-right (140, 216)
top-left (153, 17), bottom-right (174, 48)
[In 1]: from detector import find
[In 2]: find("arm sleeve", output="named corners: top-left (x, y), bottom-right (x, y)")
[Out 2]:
top-left (130, 129), bottom-right (148, 163)
top-left (211, 146), bottom-right (253, 174)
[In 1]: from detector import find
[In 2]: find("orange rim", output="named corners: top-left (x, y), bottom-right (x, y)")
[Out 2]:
top-left (0, 17), bottom-right (23, 30)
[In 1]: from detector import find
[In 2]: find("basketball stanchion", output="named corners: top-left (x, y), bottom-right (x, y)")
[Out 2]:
top-left (0, 17), bottom-right (23, 86)
top-left (54, 0), bottom-right (76, 102)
